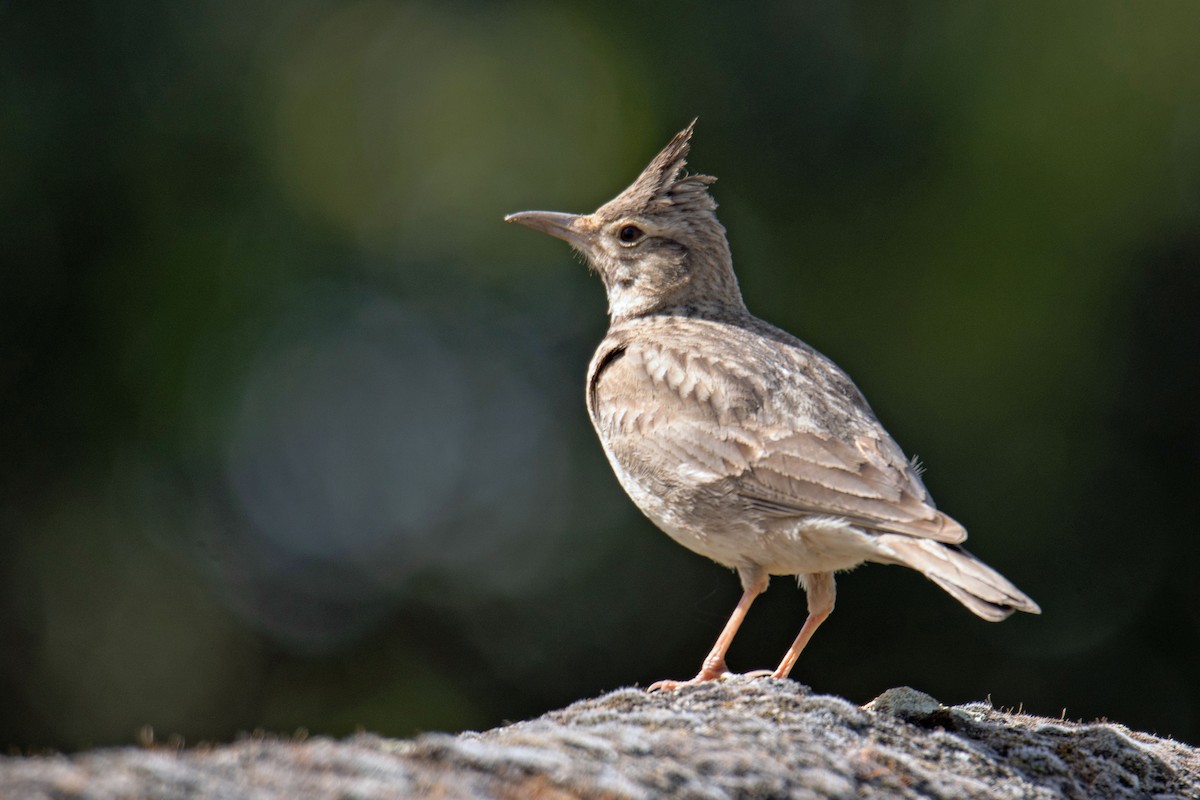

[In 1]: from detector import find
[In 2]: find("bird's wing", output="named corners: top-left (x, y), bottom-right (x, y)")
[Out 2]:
top-left (739, 427), bottom-right (967, 543)
top-left (589, 333), bottom-right (966, 544)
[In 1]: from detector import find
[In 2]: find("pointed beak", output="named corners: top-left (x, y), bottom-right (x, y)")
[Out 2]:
top-left (504, 210), bottom-right (590, 251)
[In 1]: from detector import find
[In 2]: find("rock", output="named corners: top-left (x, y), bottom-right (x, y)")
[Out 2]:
top-left (1, 679), bottom-right (1196, 799)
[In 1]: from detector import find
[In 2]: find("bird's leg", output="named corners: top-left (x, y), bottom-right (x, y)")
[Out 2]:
top-left (648, 567), bottom-right (768, 692)
top-left (772, 572), bottom-right (835, 680)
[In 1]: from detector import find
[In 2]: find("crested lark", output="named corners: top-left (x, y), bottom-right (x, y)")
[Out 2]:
top-left (506, 121), bottom-right (1039, 690)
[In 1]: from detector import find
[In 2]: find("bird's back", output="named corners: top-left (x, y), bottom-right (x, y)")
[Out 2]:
top-left (587, 310), bottom-right (968, 573)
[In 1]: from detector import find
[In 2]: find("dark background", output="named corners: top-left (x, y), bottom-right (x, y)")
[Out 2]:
top-left (2, 1), bottom-right (1198, 751)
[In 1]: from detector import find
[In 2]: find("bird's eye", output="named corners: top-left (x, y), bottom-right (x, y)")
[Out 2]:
top-left (617, 224), bottom-right (644, 244)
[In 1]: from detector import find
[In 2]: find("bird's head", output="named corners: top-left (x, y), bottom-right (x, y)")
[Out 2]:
top-left (506, 120), bottom-right (746, 322)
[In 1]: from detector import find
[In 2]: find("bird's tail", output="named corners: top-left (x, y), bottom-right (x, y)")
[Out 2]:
top-left (876, 535), bottom-right (1041, 621)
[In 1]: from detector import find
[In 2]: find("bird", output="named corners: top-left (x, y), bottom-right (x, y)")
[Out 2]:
top-left (505, 120), bottom-right (1039, 690)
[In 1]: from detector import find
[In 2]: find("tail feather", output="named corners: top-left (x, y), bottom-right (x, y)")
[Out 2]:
top-left (876, 535), bottom-right (1041, 622)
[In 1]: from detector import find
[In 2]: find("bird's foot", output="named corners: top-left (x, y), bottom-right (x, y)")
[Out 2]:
top-left (647, 667), bottom-right (789, 691)
top-left (647, 660), bottom-right (732, 692)
top-left (646, 674), bottom-right (729, 692)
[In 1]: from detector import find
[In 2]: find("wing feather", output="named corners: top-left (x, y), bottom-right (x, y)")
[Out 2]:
top-left (588, 322), bottom-right (968, 544)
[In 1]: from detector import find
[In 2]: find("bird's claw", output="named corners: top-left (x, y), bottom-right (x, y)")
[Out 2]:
top-left (647, 675), bottom-right (725, 692)
top-left (647, 666), bottom-right (785, 692)
top-left (646, 663), bottom-right (733, 692)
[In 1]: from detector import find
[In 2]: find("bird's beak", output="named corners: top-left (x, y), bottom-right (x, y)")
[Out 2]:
top-left (504, 210), bottom-right (590, 251)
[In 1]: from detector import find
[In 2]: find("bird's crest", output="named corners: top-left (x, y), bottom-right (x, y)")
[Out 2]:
top-left (598, 119), bottom-right (717, 219)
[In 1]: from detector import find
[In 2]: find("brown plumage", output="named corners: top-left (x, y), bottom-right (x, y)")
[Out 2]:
top-left (506, 121), bottom-right (1039, 689)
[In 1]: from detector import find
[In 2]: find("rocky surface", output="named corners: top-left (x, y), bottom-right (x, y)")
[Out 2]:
top-left (2, 679), bottom-right (1197, 799)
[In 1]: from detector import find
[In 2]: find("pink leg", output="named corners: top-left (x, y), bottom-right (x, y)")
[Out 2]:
top-left (649, 568), bottom-right (768, 692)
top-left (772, 572), bottom-right (835, 680)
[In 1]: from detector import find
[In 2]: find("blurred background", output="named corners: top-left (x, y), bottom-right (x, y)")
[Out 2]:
top-left (2, 0), bottom-right (1198, 751)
